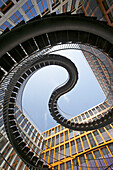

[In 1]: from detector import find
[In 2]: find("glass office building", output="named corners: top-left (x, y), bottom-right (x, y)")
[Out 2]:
top-left (0, 0), bottom-right (113, 169)
top-left (42, 103), bottom-right (113, 169)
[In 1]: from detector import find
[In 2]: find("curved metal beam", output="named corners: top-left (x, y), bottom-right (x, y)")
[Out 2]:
top-left (3, 54), bottom-right (78, 168)
top-left (1, 14), bottom-right (113, 168)
top-left (0, 15), bottom-right (113, 58)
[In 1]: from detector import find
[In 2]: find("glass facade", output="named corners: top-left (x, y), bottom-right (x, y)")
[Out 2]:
top-left (42, 123), bottom-right (113, 169)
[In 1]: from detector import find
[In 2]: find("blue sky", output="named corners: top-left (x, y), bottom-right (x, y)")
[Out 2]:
top-left (22, 49), bottom-right (105, 132)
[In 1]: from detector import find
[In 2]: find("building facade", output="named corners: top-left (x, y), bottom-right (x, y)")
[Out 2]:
top-left (42, 104), bottom-right (113, 169)
top-left (0, 88), bottom-right (44, 169)
top-left (0, 0), bottom-right (113, 169)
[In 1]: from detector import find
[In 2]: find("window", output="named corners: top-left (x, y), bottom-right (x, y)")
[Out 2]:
top-left (66, 160), bottom-right (72, 170)
top-left (89, 110), bottom-right (93, 116)
top-left (46, 131), bottom-right (48, 137)
top-left (85, 112), bottom-right (90, 118)
top-left (24, 123), bottom-right (30, 132)
top-left (55, 127), bottom-right (57, 133)
top-left (65, 143), bottom-right (70, 157)
top-left (74, 117), bottom-right (78, 122)
top-left (60, 133), bottom-right (64, 143)
top-left (35, 133), bottom-right (40, 144)
top-left (108, 144), bottom-right (113, 154)
top-left (51, 137), bottom-right (55, 147)
top-left (43, 140), bottom-right (47, 150)
top-left (105, 125), bottom-right (113, 138)
top-left (82, 136), bottom-right (89, 150)
top-left (60, 163), bottom-right (65, 170)
top-left (99, 128), bottom-right (110, 141)
top-left (80, 131), bottom-right (84, 135)
top-left (49, 130), bottom-right (51, 136)
top-left (73, 158), bottom-right (78, 170)
top-left (15, 111), bottom-right (21, 118)
top-left (47, 130), bottom-right (49, 137)
top-left (49, 149), bottom-right (54, 164)
top-left (28, 126), bottom-right (33, 136)
top-left (69, 130), bottom-right (74, 138)
top-left (82, 114), bottom-right (86, 120)
top-left (87, 133), bottom-right (96, 147)
top-left (71, 140), bottom-right (76, 155)
top-left (47, 138), bottom-right (51, 148)
top-left (76, 138), bottom-right (83, 153)
top-left (58, 126), bottom-right (60, 132)
top-left (51, 128), bottom-right (54, 135)
top-left (65, 131), bottom-right (69, 141)
top-left (21, 119), bottom-right (27, 128)
top-left (37, 0), bottom-right (44, 13)
top-left (55, 147), bottom-right (59, 162)
top-left (101, 147), bottom-right (113, 167)
top-left (100, 104), bottom-right (105, 110)
top-left (87, 153), bottom-right (96, 168)
top-left (74, 131), bottom-right (79, 137)
top-left (104, 102), bottom-right (110, 108)
top-left (45, 151), bottom-right (49, 163)
top-left (78, 116), bottom-right (82, 122)
top-left (56, 135), bottom-right (59, 145)
top-left (60, 145), bottom-right (64, 160)
top-left (93, 131), bottom-right (103, 144)
top-left (31, 130), bottom-right (36, 140)
top-left (79, 155), bottom-right (87, 170)
top-left (92, 108), bottom-right (97, 114)
top-left (61, 125), bottom-right (64, 130)
top-left (94, 150), bottom-right (106, 168)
